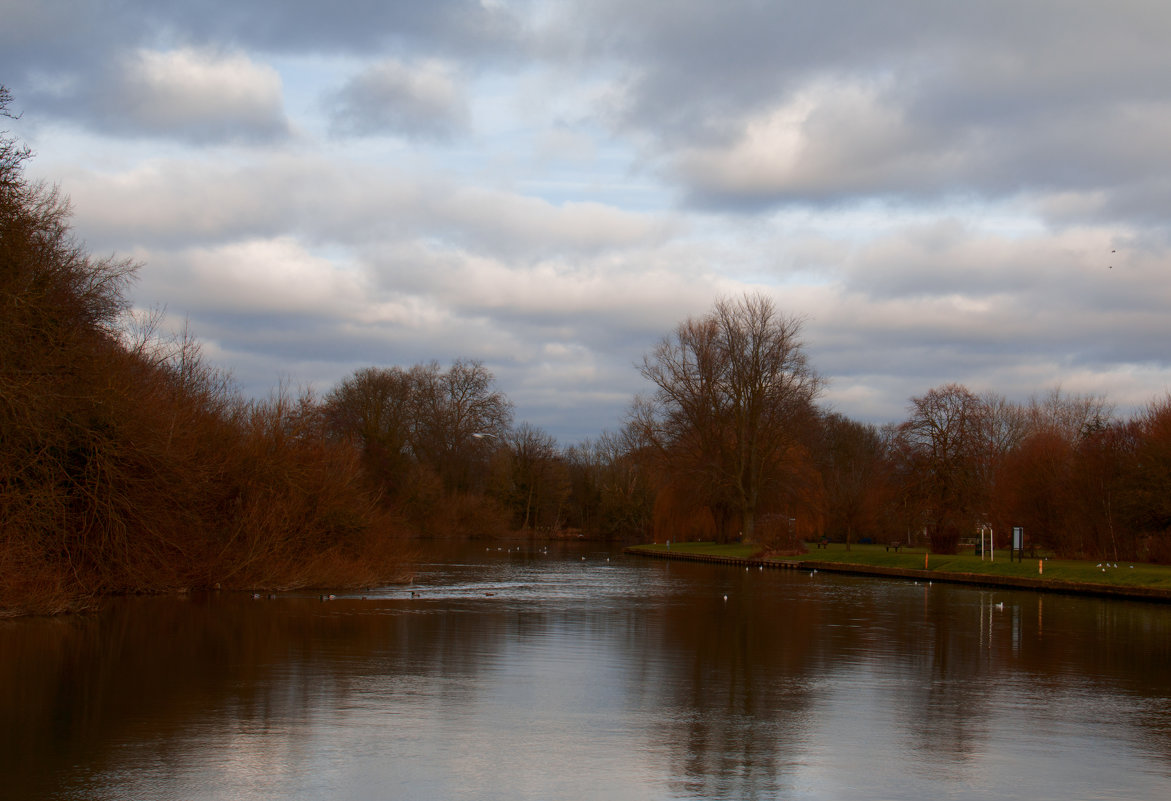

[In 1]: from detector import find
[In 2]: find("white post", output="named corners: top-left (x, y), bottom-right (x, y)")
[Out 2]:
top-left (990, 528), bottom-right (994, 562)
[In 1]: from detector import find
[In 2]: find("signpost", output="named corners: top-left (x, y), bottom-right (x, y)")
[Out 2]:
top-left (1011, 526), bottom-right (1024, 562)
top-left (979, 525), bottom-right (993, 561)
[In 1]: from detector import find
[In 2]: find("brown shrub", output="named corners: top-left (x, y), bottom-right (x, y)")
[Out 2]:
top-left (1, 99), bottom-right (413, 613)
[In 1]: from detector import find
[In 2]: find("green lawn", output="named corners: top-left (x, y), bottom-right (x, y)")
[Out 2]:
top-left (645, 541), bottom-right (762, 559)
top-left (632, 541), bottom-right (1171, 591)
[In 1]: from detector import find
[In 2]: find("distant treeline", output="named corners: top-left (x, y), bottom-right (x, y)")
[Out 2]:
top-left (581, 296), bottom-right (1171, 564)
top-left (5, 88), bottom-right (1171, 615)
top-left (321, 294), bottom-right (1171, 567)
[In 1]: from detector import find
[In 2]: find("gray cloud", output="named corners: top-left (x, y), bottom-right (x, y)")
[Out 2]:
top-left (5, 44), bottom-right (291, 144)
top-left (0, 0), bottom-right (524, 141)
top-left (0, 0), bottom-right (524, 62)
top-left (8, 0), bottom-right (1171, 442)
top-left (563, 0), bottom-right (1171, 219)
top-left (326, 60), bottom-right (470, 140)
top-left (141, 0), bottom-right (526, 58)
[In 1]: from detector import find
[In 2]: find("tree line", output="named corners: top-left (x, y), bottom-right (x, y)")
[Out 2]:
top-left (5, 86), bottom-right (1171, 614)
top-left (320, 289), bottom-right (1171, 567)
top-left (572, 295), bottom-right (1171, 563)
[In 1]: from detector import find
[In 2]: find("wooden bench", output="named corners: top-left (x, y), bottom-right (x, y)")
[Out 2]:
top-left (884, 542), bottom-right (904, 552)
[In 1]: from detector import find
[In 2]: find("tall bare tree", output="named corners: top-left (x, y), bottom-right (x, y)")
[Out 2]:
top-left (636, 293), bottom-right (822, 541)
top-left (409, 359), bottom-right (512, 491)
top-left (899, 383), bottom-right (995, 552)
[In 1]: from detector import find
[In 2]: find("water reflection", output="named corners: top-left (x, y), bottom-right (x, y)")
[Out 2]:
top-left (2, 545), bottom-right (1170, 800)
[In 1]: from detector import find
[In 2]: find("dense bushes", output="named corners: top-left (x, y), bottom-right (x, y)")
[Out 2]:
top-left (1, 91), bottom-right (409, 615)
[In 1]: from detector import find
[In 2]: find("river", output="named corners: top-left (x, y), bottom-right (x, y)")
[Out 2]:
top-left (3, 543), bottom-right (1170, 800)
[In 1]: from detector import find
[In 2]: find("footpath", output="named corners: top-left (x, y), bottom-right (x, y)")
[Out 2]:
top-left (624, 545), bottom-right (1171, 604)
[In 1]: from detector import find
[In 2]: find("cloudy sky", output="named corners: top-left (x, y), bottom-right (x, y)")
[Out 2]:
top-left (5, 1), bottom-right (1170, 442)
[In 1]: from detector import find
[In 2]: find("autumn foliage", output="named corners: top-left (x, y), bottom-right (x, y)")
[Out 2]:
top-left (887, 385), bottom-right (1171, 561)
top-left (632, 324), bottom-right (1171, 561)
top-left (1, 92), bottom-right (409, 615)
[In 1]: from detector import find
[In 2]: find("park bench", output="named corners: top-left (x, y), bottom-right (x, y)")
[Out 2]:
top-left (885, 542), bottom-right (904, 552)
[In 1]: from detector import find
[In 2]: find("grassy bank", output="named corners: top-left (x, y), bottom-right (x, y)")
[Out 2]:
top-left (627, 541), bottom-right (1171, 598)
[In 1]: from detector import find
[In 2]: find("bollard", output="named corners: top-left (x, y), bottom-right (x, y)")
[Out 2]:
top-left (925, 552), bottom-right (929, 569)
top-left (1039, 559), bottom-right (1043, 575)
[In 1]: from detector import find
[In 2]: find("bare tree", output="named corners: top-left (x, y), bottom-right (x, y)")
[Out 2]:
top-left (637, 293), bottom-right (823, 542)
top-left (563, 427), bottom-right (655, 539)
top-left (409, 359), bottom-right (513, 491)
top-left (817, 413), bottom-right (890, 549)
top-left (323, 366), bottom-right (416, 493)
top-left (1026, 386), bottom-right (1113, 443)
top-left (494, 423), bottom-right (568, 531)
top-left (899, 383), bottom-right (1000, 552)
top-left (323, 360), bottom-right (513, 495)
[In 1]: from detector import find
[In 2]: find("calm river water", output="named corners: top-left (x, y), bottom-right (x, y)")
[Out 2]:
top-left (3, 544), bottom-right (1171, 800)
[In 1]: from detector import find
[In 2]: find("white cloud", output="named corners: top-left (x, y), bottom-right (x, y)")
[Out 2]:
top-left (146, 237), bottom-right (368, 317)
top-left (60, 159), bottom-right (290, 248)
top-left (56, 151), bottom-right (676, 261)
top-left (105, 48), bottom-right (290, 142)
top-left (673, 78), bottom-right (930, 204)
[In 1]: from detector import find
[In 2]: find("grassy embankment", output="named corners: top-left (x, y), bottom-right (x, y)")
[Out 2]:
top-left (628, 541), bottom-right (1171, 595)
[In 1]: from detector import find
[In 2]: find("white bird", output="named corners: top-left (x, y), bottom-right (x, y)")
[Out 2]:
top-left (994, 602), bottom-right (1004, 610)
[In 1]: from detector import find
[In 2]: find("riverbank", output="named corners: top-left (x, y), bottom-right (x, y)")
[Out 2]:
top-left (625, 542), bottom-right (1171, 603)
